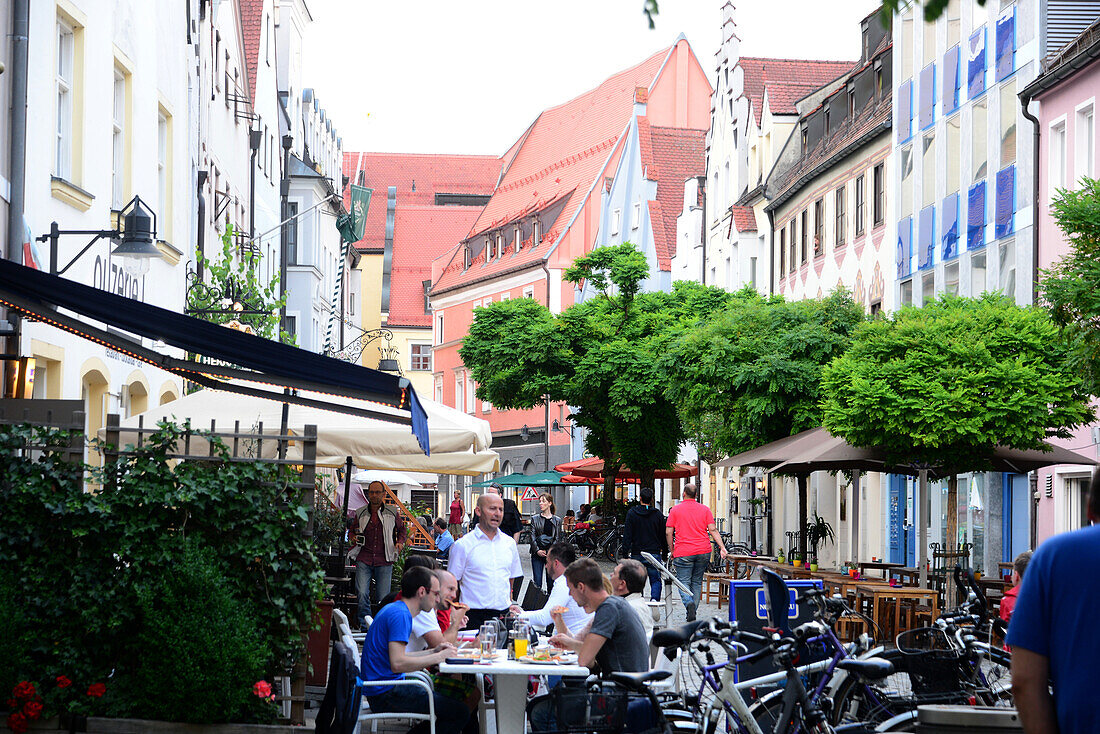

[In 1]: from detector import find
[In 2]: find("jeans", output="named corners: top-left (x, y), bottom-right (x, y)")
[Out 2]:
top-left (355, 561), bottom-right (393, 628)
top-left (366, 683), bottom-right (470, 734)
top-left (632, 553), bottom-right (663, 601)
top-left (531, 553), bottom-right (548, 592)
top-left (673, 553), bottom-right (709, 608)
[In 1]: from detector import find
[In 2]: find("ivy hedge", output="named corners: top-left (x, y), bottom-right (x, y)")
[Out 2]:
top-left (0, 421), bottom-right (323, 724)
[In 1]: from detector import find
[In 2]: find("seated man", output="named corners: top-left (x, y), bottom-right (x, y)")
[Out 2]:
top-left (433, 518), bottom-right (455, 560)
top-left (611, 558), bottom-right (655, 638)
top-left (359, 566), bottom-right (470, 734)
top-left (509, 542), bottom-right (593, 636)
top-left (408, 570), bottom-right (468, 651)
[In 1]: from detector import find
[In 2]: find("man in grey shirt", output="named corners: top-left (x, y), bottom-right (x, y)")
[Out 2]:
top-left (549, 558), bottom-right (648, 673)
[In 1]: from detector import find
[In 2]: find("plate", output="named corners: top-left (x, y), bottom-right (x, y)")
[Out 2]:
top-left (518, 654), bottom-right (578, 665)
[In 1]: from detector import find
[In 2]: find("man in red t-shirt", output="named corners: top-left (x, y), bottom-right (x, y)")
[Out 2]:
top-left (666, 483), bottom-right (727, 621)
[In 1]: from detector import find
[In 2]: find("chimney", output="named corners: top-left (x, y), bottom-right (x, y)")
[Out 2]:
top-left (634, 86), bottom-right (648, 116)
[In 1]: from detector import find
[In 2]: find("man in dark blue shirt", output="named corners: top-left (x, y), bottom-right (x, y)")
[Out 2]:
top-left (1007, 468), bottom-right (1100, 733)
top-left (359, 566), bottom-right (469, 734)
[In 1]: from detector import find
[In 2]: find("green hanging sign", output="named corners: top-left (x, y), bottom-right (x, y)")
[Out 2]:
top-left (336, 185), bottom-right (372, 244)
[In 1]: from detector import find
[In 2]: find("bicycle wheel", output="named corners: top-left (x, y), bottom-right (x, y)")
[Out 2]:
top-left (829, 649), bottom-right (921, 727)
top-left (969, 644), bottom-right (1012, 707)
top-left (602, 532), bottom-right (622, 562)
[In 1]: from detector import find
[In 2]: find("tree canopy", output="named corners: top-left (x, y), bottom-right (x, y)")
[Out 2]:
top-left (662, 288), bottom-right (865, 458)
top-left (820, 293), bottom-right (1092, 471)
top-left (1040, 177), bottom-right (1100, 395)
top-left (460, 243), bottom-right (730, 500)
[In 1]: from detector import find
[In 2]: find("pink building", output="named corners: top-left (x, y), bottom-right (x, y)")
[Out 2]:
top-left (1021, 18), bottom-right (1100, 543)
top-left (428, 39), bottom-right (712, 507)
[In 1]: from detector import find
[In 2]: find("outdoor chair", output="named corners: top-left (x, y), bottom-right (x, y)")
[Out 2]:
top-left (333, 607), bottom-right (369, 645)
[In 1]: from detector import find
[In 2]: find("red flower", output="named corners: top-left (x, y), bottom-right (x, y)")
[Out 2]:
top-left (252, 681), bottom-right (272, 699)
top-left (22, 701), bottom-right (43, 720)
top-left (86, 683), bottom-right (106, 698)
top-left (55, 675), bottom-right (72, 689)
top-left (6, 712), bottom-right (28, 734)
top-left (11, 682), bottom-right (35, 702)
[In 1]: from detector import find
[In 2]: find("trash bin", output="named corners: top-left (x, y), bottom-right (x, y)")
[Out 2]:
top-left (727, 579), bottom-right (824, 682)
top-left (916, 705), bottom-right (1022, 732)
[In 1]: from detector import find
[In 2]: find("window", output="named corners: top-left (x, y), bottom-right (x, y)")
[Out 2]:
top-left (855, 175), bottom-right (866, 236)
top-left (848, 88), bottom-right (856, 115)
top-left (918, 205), bottom-right (936, 270)
top-left (434, 376), bottom-right (443, 403)
top-left (749, 256), bottom-right (758, 288)
top-left (900, 278), bottom-right (914, 306)
top-left (995, 165), bottom-right (1015, 239)
top-left (945, 261), bottom-right (960, 296)
top-left (157, 109), bottom-right (171, 241)
top-left (947, 0), bottom-right (961, 47)
top-left (789, 220), bottom-right (797, 272)
top-left (923, 12), bottom-right (936, 66)
top-left (968, 179), bottom-right (987, 251)
top-left (463, 246), bottom-right (471, 269)
top-left (999, 238), bottom-right (1015, 296)
top-left (632, 202), bottom-right (641, 229)
top-left (410, 344), bottom-right (431, 371)
top-left (454, 373), bottom-right (464, 413)
top-left (514, 226), bottom-right (521, 254)
top-left (611, 209), bottom-right (621, 236)
top-left (435, 314), bottom-right (444, 345)
top-left (968, 27), bottom-right (987, 99)
top-left (465, 375), bottom-right (475, 415)
top-left (971, 249), bottom-right (987, 295)
top-left (286, 315), bottom-right (297, 337)
top-left (946, 115), bottom-right (961, 194)
top-left (779, 229), bottom-right (787, 275)
top-left (973, 97), bottom-right (988, 180)
top-left (995, 6), bottom-right (1015, 82)
top-left (55, 17), bottom-right (76, 181)
top-left (922, 272), bottom-right (935, 305)
top-left (901, 13), bottom-right (914, 79)
top-left (923, 134), bottom-right (936, 207)
top-left (496, 233), bottom-right (504, 259)
top-left (835, 187), bottom-right (846, 245)
top-left (1051, 120), bottom-right (1067, 198)
top-left (813, 199), bottom-right (824, 257)
top-left (112, 70), bottom-right (126, 207)
top-left (919, 63), bottom-right (936, 132)
top-left (286, 202), bottom-right (298, 264)
top-left (523, 286), bottom-right (535, 300)
top-left (898, 216), bottom-right (913, 277)
top-left (533, 218), bottom-right (541, 245)
top-left (800, 209), bottom-right (808, 263)
top-left (1000, 81), bottom-right (1016, 165)
top-left (944, 45), bottom-right (961, 113)
top-left (899, 80), bottom-right (913, 143)
top-left (422, 280), bottom-right (431, 313)
top-left (487, 236), bottom-right (496, 260)
top-left (1077, 104), bottom-right (1095, 183)
top-left (900, 146), bottom-right (914, 217)
top-left (873, 163), bottom-right (885, 226)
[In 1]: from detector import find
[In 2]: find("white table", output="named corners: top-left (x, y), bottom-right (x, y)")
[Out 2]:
top-left (439, 649), bottom-right (590, 734)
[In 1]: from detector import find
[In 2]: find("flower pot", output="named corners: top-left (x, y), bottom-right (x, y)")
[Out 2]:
top-left (810, 563), bottom-right (818, 572)
top-left (793, 559), bottom-right (802, 568)
top-left (306, 598), bottom-right (334, 687)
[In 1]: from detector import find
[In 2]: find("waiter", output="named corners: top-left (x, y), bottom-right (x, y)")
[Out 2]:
top-left (449, 492), bottom-right (522, 629)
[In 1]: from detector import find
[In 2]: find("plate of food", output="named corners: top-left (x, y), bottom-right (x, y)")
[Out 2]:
top-left (518, 649), bottom-right (579, 665)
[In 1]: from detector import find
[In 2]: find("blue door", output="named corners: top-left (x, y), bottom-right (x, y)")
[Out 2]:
top-left (888, 475), bottom-right (907, 564)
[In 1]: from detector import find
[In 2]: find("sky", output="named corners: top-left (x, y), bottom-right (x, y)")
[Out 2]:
top-left (301, 0), bottom-right (883, 156)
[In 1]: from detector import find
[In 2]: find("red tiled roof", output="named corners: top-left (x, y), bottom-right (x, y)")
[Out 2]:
top-left (239, 0), bottom-right (263, 105)
top-left (340, 152), bottom-right (501, 252)
top-left (648, 200), bottom-right (669, 270)
top-left (388, 205), bottom-right (483, 328)
top-left (647, 125), bottom-right (707, 266)
top-left (740, 57), bottom-right (855, 125)
top-left (432, 44), bottom-right (677, 294)
top-left (731, 205), bottom-right (757, 232)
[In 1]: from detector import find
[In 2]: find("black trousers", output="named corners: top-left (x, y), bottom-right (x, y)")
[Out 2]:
top-left (465, 607), bottom-right (507, 630)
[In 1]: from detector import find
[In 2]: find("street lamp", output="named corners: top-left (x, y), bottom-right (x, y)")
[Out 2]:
top-left (40, 195), bottom-right (161, 277)
top-left (551, 418), bottom-right (576, 437)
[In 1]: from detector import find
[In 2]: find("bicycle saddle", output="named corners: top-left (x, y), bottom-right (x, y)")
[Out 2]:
top-left (606, 670), bottom-right (672, 692)
top-left (651, 620), bottom-right (706, 648)
top-left (837, 657), bottom-right (895, 680)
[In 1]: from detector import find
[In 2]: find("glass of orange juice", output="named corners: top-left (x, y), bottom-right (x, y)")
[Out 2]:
top-left (513, 621), bottom-right (529, 659)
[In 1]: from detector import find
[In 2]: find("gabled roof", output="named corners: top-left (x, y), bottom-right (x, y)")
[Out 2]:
top-left (239, 0), bottom-right (263, 105)
top-left (731, 205), bottom-right (757, 233)
top-left (740, 57), bottom-right (855, 125)
top-left (340, 152), bottom-right (501, 252)
top-left (388, 205), bottom-right (484, 328)
top-left (432, 43), bottom-right (680, 295)
top-left (646, 125), bottom-right (707, 268)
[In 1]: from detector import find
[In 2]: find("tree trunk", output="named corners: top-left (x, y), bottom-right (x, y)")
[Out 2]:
top-left (709, 466), bottom-right (718, 517)
top-left (602, 473), bottom-right (616, 509)
top-left (946, 474), bottom-right (958, 547)
top-left (641, 468), bottom-right (656, 504)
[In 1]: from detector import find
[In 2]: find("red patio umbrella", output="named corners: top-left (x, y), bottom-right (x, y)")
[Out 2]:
top-left (559, 458), bottom-right (699, 480)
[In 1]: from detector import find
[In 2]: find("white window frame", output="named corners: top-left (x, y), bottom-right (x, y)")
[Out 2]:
top-left (454, 372), bottom-right (464, 412)
top-left (611, 208), bottom-right (621, 236)
top-left (112, 69), bottom-right (125, 207)
top-left (523, 286), bottom-right (535, 300)
top-left (465, 375), bottom-right (476, 415)
top-left (1050, 117), bottom-right (1068, 202)
top-left (55, 19), bottom-right (74, 180)
top-left (409, 343), bottom-right (432, 372)
top-left (435, 314), bottom-right (444, 345)
top-left (434, 375), bottom-right (444, 403)
top-left (1075, 100), bottom-right (1095, 186)
top-left (632, 202), bottom-right (641, 229)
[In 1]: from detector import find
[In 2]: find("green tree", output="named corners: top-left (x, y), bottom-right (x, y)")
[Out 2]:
top-left (460, 243), bottom-right (729, 503)
top-left (1040, 177), bottom-right (1100, 395)
top-left (187, 223), bottom-right (294, 344)
top-left (662, 288), bottom-right (865, 459)
top-left (820, 294), bottom-right (1092, 471)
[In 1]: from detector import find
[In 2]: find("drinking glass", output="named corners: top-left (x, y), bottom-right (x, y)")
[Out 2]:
top-left (513, 621), bottom-right (529, 659)
top-left (479, 624), bottom-right (496, 660)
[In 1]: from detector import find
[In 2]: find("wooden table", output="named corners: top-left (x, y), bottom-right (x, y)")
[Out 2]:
top-left (852, 582), bottom-right (939, 641)
top-left (439, 648), bottom-right (590, 734)
top-left (858, 561), bottom-right (903, 578)
top-left (888, 566), bottom-right (923, 587)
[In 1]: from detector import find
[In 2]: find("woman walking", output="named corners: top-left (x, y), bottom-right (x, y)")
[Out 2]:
top-left (448, 489), bottom-right (466, 538)
top-left (529, 492), bottom-right (562, 594)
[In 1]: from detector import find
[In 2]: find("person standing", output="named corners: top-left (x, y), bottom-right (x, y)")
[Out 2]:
top-left (529, 493), bottom-right (562, 593)
top-left (448, 490), bottom-right (465, 538)
top-left (665, 483), bottom-right (726, 621)
top-left (623, 486), bottom-right (668, 601)
top-left (358, 566), bottom-right (469, 734)
top-left (1008, 469), bottom-right (1100, 733)
top-left (449, 492), bottom-right (523, 629)
top-left (349, 480), bottom-right (407, 629)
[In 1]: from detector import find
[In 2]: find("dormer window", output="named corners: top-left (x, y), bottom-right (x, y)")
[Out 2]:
top-left (533, 218), bottom-right (541, 245)
top-left (800, 125), bottom-right (808, 153)
top-left (514, 226), bottom-right (521, 254)
top-left (824, 107), bottom-right (831, 135)
top-left (463, 246), bottom-right (471, 270)
top-left (486, 237), bottom-right (494, 261)
top-left (848, 88), bottom-right (856, 115)
top-left (496, 233), bottom-right (504, 259)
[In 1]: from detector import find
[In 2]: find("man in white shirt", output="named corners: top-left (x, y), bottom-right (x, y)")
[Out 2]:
top-left (449, 493), bottom-right (523, 629)
top-left (611, 558), bottom-right (655, 638)
top-left (509, 543), bottom-right (593, 635)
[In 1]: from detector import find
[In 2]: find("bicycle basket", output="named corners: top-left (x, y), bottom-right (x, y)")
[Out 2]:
top-left (539, 681), bottom-right (629, 733)
top-left (894, 626), bottom-right (967, 696)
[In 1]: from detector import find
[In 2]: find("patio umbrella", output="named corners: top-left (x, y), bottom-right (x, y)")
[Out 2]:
top-left (470, 472), bottom-right (526, 487)
top-left (555, 457), bottom-right (699, 480)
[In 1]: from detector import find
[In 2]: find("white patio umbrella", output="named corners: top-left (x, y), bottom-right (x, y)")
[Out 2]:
top-left (111, 386), bottom-right (498, 474)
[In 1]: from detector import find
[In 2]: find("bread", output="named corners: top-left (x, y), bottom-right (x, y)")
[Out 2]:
top-left (551, 605), bottom-right (568, 615)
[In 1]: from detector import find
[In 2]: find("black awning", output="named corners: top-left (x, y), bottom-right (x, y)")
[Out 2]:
top-left (0, 258), bottom-right (430, 453)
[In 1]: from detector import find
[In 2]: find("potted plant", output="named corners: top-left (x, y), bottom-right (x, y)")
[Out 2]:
top-left (776, 547), bottom-right (785, 564)
top-left (805, 514), bottom-right (836, 572)
top-left (792, 550), bottom-right (802, 568)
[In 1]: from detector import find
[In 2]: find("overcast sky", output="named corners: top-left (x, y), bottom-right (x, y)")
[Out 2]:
top-left (301, 0), bottom-right (883, 156)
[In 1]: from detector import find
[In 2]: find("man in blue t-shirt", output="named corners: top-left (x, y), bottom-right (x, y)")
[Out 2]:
top-left (1007, 468), bottom-right (1100, 733)
top-left (359, 565), bottom-right (470, 734)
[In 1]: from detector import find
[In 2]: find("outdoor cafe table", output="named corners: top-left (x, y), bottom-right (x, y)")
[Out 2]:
top-left (851, 582), bottom-right (939, 641)
top-left (858, 561), bottom-right (902, 578)
top-left (439, 648), bottom-right (590, 734)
